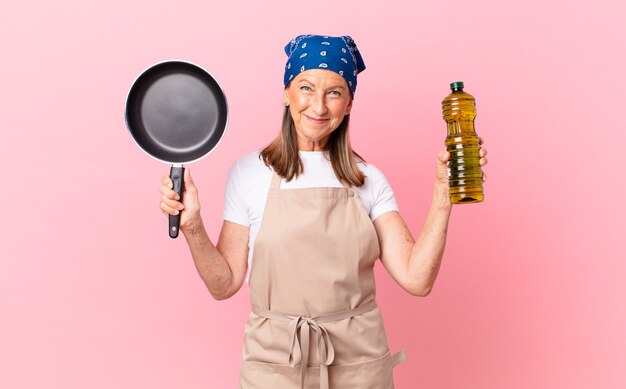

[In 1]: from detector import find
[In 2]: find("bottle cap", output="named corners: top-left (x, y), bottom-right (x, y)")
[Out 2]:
top-left (450, 81), bottom-right (464, 91)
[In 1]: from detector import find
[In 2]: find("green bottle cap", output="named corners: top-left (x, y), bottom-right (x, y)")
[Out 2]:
top-left (450, 81), bottom-right (464, 91)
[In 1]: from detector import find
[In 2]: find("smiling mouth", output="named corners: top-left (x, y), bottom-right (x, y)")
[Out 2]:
top-left (304, 114), bottom-right (329, 124)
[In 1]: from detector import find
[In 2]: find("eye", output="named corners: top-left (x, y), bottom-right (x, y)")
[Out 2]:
top-left (300, 85), bottom-right (313, 91)
top-left (328, 90), bottom-right (341, 96)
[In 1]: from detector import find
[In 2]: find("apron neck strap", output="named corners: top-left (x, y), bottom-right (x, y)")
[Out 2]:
top-left (270, 171), bottom-right (282, 189)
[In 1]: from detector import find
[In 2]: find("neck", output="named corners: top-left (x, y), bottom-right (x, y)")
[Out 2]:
top-left (297, 137), bottom-right (328, 151)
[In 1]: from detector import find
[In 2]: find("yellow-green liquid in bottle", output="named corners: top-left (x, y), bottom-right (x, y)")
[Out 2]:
top-left (442, 81), bottom-right (484, 204)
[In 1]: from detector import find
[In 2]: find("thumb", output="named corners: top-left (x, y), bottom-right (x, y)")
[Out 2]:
top-left (436, 150), bottom-right (450, 181)
top-left (184, 167), bottom-right (195, 188)
top-left (437, 150), bottom-right (449, 165)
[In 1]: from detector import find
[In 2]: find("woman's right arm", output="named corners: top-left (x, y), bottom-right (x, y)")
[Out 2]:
top-left (160, 168), bottom-right (250, 300)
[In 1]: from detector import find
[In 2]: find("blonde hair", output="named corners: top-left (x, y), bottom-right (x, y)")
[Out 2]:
top-left (260, 107), bottom-right (366, 186)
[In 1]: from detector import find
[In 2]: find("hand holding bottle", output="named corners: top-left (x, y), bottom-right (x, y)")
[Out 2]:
top-left (436, 137), bottom-right (488, 193)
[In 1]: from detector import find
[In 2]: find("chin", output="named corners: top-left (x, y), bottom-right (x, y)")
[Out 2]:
top-left (308, 134), bottom-right (331, 143)
top-left (300, 128), bottom-right (330, 141)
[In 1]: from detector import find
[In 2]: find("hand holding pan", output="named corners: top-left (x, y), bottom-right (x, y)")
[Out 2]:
top-left (125, 60), bottom-right (228, 238)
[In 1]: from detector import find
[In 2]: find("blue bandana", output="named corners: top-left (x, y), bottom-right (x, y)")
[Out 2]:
top-left (283, 34), bottom-right (366, 96)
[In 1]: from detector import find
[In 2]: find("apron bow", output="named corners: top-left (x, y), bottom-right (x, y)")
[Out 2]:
top-left (287, 316), bottom-right (335, 389)
top-left (252, 300), bottom-right (377, 389)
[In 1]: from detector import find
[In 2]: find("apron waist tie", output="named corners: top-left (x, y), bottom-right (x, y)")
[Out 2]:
top-left (252, 300), bottom-right (378, 389)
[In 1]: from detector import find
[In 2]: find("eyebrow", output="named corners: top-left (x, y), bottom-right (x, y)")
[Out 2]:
top-left (296, 79), bottom-right (347, 90)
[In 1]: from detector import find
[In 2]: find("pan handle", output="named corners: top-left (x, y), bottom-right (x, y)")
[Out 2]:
top-left (169, 165), bottom-right (185, 239)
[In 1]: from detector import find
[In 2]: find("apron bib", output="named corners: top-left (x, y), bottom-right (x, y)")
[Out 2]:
top-left (239, 172), bottom-right (406, 389)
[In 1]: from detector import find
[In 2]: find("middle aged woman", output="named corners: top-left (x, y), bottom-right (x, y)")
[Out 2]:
top-left (159, 34), bottom-right (488, 388)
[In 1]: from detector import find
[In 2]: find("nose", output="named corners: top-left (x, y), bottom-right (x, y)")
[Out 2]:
top-left (310, 90), bottom-right (328, 116)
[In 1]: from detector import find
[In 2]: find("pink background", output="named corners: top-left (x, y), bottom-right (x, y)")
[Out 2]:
top-left (2, 0), bottom-right (625, 388)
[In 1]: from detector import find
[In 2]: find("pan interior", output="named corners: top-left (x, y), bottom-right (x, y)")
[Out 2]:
top-left (126, 62), bottom-right (227, 163)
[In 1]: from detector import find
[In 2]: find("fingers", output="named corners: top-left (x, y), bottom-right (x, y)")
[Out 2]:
top-left (160, 199), bottom-right (183, 215)
top-left (160, 174), bottom-right (183, 216)
top-left (478, 141), bottom-right (488, 166)
top-left (159, 201), bottom-right (184, 215)
top-left (478, 143), bottom-right (487, 180)
top-left (161, 192), bottom-right (184, 210)
top-left (161, 175), bottom-right (179, 200)
top-left (161, 183), bottom-right (180, 201)
top-left (161, 175), bottom-right (175, 194)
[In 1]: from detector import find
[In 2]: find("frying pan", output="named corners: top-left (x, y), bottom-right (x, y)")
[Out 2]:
top-left (125, 60), bottom-right (228, 238)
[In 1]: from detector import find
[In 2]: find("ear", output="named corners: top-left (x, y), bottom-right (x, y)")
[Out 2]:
top-left (283, 87), bottom-right (290, 106)
top-left (345, 97), bottom-right (353, 115)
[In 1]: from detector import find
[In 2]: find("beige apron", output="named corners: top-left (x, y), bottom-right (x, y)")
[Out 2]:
top-left (239, 172), bottom-right (407, 389)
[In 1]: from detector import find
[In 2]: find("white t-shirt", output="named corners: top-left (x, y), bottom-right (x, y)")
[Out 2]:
top-left (222, 150), bottom-right (399, 279)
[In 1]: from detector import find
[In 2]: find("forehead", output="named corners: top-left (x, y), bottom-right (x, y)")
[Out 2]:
top-left (292, 69), bottom-right (348, 88)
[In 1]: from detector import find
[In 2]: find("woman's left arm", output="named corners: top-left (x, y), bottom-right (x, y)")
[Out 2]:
top-left (373, 146), bottom-right (487, 296)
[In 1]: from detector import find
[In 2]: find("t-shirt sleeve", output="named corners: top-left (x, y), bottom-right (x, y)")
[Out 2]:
top-left (222, 160), bottom-right (250, 226)
top-left (368, 165), bottom-right (399, 221)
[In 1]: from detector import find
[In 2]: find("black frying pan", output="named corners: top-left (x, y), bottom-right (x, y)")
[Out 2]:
top-left (125, 60), bottom-right (228, 238)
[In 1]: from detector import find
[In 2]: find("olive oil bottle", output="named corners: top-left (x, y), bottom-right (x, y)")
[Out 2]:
top-left (442, 81), bottom-right (484, 204)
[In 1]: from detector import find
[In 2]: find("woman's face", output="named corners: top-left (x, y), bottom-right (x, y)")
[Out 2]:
top-left (284, 69), bottom-right (353, 150)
